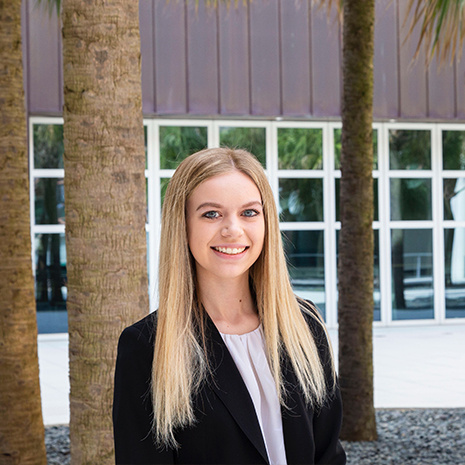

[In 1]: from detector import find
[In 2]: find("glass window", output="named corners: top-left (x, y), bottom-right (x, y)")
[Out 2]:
top-left (282, 230), bottom-right (326, 320)
top-left (146, 230), bottom-right (150, 283)
top-left (34, 178), bottom-right (65, 225)
top-left (389, 129), bottom-right (431, 170)
top-left (33, 124), bottom-right (64, 169)
top-left (35, 233), bottom-right (68, 333)
top-left (278, 128), bottom-right (323, 170)
top-left (219, 127), bottom-right (266, 167)
top-left (391, 229), bottom-right (434, 320)
top-left (373, 230), bottom-right (380, 322)
top-left (336, 229), bottom-right (380, 321)
top-left (390, 178), bottom-right (432, 221)
top-left (159, 126), bottom-right (208, 169)
top-left (279, 178), bottom-right (323, 222)
top-left (145, 178), bottom-right (149, 223)
top-left (160, 178), bottom-right (170, 208)
top-left (335, 178), bottom-right (378, 221)
top-left (443, 130), bottom-right (465, 170)
top-left (444, 228), bottom-right (465, 319)
top-left (444, 178), bottom-right (465, 221)
top-left (334, 128), bottom-right (378, 170)
top-left (144, 125), bottom-right (148, 169)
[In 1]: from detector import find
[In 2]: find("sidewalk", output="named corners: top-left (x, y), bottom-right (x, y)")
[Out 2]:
top-left (38, 323), bottom-right (465, 425)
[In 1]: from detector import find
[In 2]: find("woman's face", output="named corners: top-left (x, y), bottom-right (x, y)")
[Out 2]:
top-left (186, 171), bottom-right (265, 285)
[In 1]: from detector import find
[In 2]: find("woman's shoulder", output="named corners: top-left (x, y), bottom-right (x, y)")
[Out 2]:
top-left (296, 297), bottom-right (333, 357)
top-left (296, 298), bottom-right (325, 332)
top-left (117, 311), bottom-right (158, 355)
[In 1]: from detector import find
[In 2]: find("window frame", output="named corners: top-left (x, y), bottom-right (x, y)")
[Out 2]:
top-left (29, 116), bottom-right (465, 329)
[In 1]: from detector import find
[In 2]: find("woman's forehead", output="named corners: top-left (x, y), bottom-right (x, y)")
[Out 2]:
top-left (189, 171), bottom-right (261, 204)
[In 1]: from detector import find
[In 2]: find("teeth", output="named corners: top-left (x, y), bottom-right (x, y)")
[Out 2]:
top-left (214, 246), bottom-right (246, 255)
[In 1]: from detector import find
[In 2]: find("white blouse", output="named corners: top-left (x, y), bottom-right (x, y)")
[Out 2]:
top-left (220, 326), bottom-right (287, 465)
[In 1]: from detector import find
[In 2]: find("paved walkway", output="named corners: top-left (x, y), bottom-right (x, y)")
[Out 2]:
top-left (38, 323), bottom-right (465, 425)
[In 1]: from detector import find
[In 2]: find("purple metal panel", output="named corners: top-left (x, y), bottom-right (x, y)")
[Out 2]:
top-left (27, 0), bottom-right (61, 114)
top-left (22, 0), bottom-right (464, 122)
top-left (249, 0), bottom-right (281, 116)
top-left (280, 0), bottom-right (311, 116)
top-left (428, 55), bottom-right (455, 120)
top-left (21, 0), bottom-right (29, 114)
top-left (139, 0), bottom-right (155, 114)
top-left (310, 4), bottom-right (341, 117)
top-left (455, 44), bottom-right (465, 119)
top-left (154, 0), bottom-right (187, 115)
top-left (373, 0), bottom-right (399, 119)
top-left (398, 1), bottom-right (428, 118)
top-left (186, 0), bottom-right (219, 114)
top-left (218, 1), bottom-right (250, 116)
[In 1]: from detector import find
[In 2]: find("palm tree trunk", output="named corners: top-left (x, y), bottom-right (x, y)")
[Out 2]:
top-left (338, 0), bottom-right (377, 441)
top-left (0, 1), bottom-right (47, 463)
top-left (61, 0), bottom-right (148, 462)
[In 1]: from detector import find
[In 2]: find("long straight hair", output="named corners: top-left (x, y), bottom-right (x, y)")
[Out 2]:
top-left (153, 147), bottom-right (334, 447)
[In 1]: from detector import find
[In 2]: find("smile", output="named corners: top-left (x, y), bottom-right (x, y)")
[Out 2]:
top-left (212, 246), bottom-right (248, 255)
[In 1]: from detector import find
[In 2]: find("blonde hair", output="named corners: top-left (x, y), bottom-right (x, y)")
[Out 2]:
top-left (153, 147), bottom-right (334, 447)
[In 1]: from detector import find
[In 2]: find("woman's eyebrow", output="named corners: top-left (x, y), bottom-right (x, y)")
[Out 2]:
top-left (195, 200), bottom-right (262, 211)
top-left (242, 201), bottom-right (263, 209)
top-left (196, 202), bottom-right (222, 211)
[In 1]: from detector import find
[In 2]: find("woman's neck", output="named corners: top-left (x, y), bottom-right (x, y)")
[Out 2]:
top-left (196, 274), bottom-right (260, 335)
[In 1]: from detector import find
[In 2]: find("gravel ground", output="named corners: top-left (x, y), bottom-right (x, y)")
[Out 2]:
top-left (342, 409), bottom-right (465, 465)
top-left (46, 408), bottom-right (465, 465)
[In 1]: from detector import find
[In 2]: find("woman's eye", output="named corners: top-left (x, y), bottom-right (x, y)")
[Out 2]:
top-left (242, 209), bottom-right (259, 217)
top-left (203, 211), bottom-right (219, 219)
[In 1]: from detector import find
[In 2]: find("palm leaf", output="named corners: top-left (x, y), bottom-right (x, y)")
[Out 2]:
top-left (35, 0), bottom-right (61, 16)
top-left (314, 0), bottom-right (343, 21)
top-left (405, 0), bottom-right (465, 64)
top-left (317, 0), bottom-right (464, 64)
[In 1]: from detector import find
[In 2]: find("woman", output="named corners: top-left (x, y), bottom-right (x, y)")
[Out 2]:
top-left (113, 148), bottom-right (346, 465)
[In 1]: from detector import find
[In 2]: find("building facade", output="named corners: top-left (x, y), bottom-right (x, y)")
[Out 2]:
top-left (24, 0), bottom-right (465, 332)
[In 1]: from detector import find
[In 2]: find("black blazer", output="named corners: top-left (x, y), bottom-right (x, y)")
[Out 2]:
top-left (113, 307), bottom-right (346, 465)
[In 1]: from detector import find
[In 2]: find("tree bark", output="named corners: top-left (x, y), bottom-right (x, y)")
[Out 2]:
top-left (62, 0), bottom-right (148, 463)
top-left (0, 0), bottom-right (47, 463)
top-left (338, 0), bottom-right (377, 441)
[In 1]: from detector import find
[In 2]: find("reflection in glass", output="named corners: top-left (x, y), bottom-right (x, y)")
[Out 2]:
top-left (390, 178), bottom-right (432, 221)
top-left (282, 230), bottom-right (326, 320)
top-left (335, 178), bottom-right (378, 221)
top-left (444, 228), bottom-right (465, 318)
top-left (34, 178), bottom-right (65, 225)
top-left (444, 178), bottom-right (465, 221)
top-left (443, 130), bottom-right (465, 170)
top-left (279, 178), bottom-right (323, 222)
top-left (278, 128), bottom-right (322, 170)
top-left (33, 124), bottom-right (64, 169)
top-left (389, 129), bottom-right (431, 170)
top-left (373, 230), bottom-right (380, 321)
top-left (160, 126), bottom-right (208, 169)
top-left (391, 229), bottom-right (434, 320)
top-left (35, 233), bottom-right (67, 333)
top-left (160, 178), bottom-right (170, 208)
top-left (336, 230), bottom-right (380, 321)
top-left (146, 230), bottom-right (150, 286)
top-left (145, 178), bottom-right (149, 223)
top-left (144, 125), bottom-right (148, 169)
top-left (334, 128), bottom-right (378, 170)
top-left (219, 127), bottom-right (266, 167)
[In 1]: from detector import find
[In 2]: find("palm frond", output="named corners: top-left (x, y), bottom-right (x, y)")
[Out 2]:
top-left (35, 0), bottom-right (61, 17)
top-left (314, 0), bottom-right (343, 22)
top-left (405, 0), bottom-right (465, 64)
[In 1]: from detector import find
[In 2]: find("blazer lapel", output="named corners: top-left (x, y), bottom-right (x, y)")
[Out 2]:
top-left (280, 355), bottom-right (315, 464)
top-left (205, 317), bottom-right (269, 464)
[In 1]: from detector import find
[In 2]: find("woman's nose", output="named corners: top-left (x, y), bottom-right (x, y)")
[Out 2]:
top-left (221, 217), bottom-right (243, 237)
